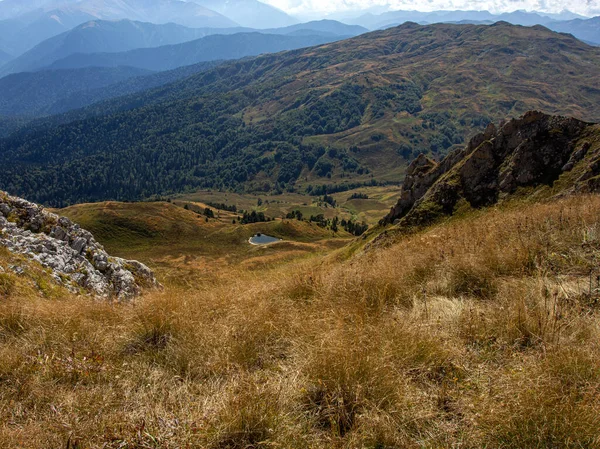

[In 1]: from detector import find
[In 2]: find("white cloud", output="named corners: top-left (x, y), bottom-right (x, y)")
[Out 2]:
top-left (262, 0), bottom-right (599, 17)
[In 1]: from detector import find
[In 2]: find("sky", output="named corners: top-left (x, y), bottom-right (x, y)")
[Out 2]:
top-left (262, 0), bottom-right (599, 17)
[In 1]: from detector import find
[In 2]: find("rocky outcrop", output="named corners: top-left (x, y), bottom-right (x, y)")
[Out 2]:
top-left (0, 191), bottom-right (160, 300)
top-left (382, 111), bottom-right (600, 227)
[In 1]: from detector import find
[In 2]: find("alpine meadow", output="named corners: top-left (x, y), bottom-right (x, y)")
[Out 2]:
top-left (1, 1), bottom-right (600, 448)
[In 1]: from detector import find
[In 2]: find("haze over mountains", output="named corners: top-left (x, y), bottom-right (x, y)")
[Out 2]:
top-left (1, 18), bottom-right (364, 76)
top-left (0, 19), bottom-right (221, 75)
top-left (46, 32), bottom-right (347, 72)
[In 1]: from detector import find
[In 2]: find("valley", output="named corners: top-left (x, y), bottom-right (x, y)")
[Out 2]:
top-left (2, 22), bottom-right (600, 207)
top-left (2, 1), bottom-right (600, 447)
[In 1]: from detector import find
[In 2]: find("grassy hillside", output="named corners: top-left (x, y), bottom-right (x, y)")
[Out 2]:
top-left (2, 193), bottom-right (600, 447)
top-left (57, 200), bottom-right (353, 287)
top-left (2, 22), bottom-right (600, 206)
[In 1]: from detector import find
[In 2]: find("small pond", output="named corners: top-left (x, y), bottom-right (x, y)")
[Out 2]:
top-left (249, 233), bottom-right (281, 245)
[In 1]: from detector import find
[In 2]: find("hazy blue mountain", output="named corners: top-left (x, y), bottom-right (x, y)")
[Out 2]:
top-left (495, 11), bottom-right (554, 26)
top-left (0, 0), bottom-right (56, 20)
top-left (0, 49), bottom-right (12, 66)
top-left (349, 10), bottom-right (495, 29)
top-left (540, 11), bottom-right (589, 21)
top-left (0, 66), bottom-right (151, 116)
top-left (0, 0), bottom-right (237, 29)
top-left (47, 32), bottom-right (345, 72)
top-left (191, 0), bottom-right (296, 28)
top-left (349, 9), bottom-right (560, 30)
top-left (263, 20), bottom-right (368, 37)
top-left (0, 8), bottom-right (97, 57)
top-left (548, 16), bottom-right (600, 45)
top-left (0, 19), bottom-right (224, 76)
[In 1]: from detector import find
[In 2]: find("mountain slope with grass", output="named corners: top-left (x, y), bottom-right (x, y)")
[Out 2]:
top-left (2, 189), bottom-right (600, 447)
top-left (382, 111), bottom-right (600, 227)
top-left (2, 22), bottom-right (600, 206)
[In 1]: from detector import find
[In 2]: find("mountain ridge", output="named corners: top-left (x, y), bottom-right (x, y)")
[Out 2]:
top-left (0, 19), bottom-right (222, 76)
top-left (2, 22), bottom-right (600, 206)
top-left (46, 31), bottom-right (347, 72)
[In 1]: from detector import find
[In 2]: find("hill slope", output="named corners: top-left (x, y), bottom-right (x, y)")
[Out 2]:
top-left (382, 111), bottom-right (600, 227)
top-left (40, 61), bottom-right (223, 117)
top-left (0, 19), bottom-right (226, 76)
top-left (0, 66), bottom-right (152, 117)
top-left (2, 22), bottom-right (600, 206)
top-left (46, 32), bottom-right (347, 72)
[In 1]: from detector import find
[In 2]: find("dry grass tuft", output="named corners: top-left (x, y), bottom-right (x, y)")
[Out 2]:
top-left (2, 195), bottom-right (600, 447)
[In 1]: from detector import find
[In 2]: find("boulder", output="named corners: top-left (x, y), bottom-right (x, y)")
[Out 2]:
top-left (0, 191), bottom-right (161, 301)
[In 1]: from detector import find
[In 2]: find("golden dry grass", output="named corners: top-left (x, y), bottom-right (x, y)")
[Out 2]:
top-left (2, 195), bottom-right (600, 447)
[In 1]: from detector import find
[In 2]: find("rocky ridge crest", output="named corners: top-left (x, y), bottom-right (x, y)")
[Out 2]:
top-left (0, 191), bottom-right (160, 300)
top-left (382, 111), bottom-right (600, 227)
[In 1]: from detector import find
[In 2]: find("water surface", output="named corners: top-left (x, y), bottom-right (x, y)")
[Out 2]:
top-left (249, 234), bottom-right (281, 245)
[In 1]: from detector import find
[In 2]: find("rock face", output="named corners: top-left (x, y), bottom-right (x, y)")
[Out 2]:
top-left (0, 191), bottom-right (160, 300)
top-left (382, 111), bottom-right (600, 227)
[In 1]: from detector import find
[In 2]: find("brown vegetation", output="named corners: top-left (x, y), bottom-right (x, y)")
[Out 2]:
top-left (2, 195), bottom-right (600, 447)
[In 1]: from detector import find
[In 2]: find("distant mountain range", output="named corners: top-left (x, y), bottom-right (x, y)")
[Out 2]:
top-left (346, 9), bottom-right (588, 29)
top-left (0, 29), bottom-right (351, 119)
top-left (0, 2), bottom-right (596, 61)
top-left (0, 19), bottom-right (227, 75)
top-left (0, 0), bottom-right (298, 56)
top-left (0, 20), bottom-right (368, 120)
top-left (547, 16), bottom-right (600, 45)
top-left (0, 8), bottom-right (97, 56)
top-left (191, 0), bottom-right (296, 28)
top-left (0, 0), bottom-right (238, 56)
top-left (2, 22), bottom-right (600, 206)
top-left (0, 18), bottom-right (367, 76)
top-left (0, 0), bottom-right (237, 27)
top-left (350, 10), bottom-right (600, 45)
top-left (340, 9), bottom-right (599, 45)
top-left (46, 32), bottom-right (349, 72)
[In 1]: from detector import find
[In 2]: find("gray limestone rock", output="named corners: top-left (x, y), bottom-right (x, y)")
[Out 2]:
top-left (0, 191), bottom-right (161, 301)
